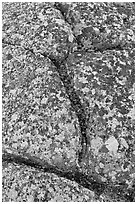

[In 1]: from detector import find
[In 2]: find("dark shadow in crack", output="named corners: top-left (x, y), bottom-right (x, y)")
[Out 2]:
top-left (2, 149), bottom-right (135, 202)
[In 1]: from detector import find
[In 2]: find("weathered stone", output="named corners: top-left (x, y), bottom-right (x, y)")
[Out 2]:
top-left (2, 45), bottom-right (80, 170)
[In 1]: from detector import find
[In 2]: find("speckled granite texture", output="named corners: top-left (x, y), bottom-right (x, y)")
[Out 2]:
top-left (2, 2), bottom-right (135, 202)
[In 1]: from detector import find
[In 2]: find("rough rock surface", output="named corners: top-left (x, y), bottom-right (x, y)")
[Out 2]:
top-left (3, 44), bottom-right (80, 170)
top-left (2, 2), bottom-right (135, 202)
top-left (3, 162), bottom-right (96, 202)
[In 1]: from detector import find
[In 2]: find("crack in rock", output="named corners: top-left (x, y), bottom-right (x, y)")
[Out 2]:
top-left (46, 54), bottom-right (90, 163)
top-left (2, 2), bottom-right (135, 202)
top-left (3, 147), bottom-right (135, 202)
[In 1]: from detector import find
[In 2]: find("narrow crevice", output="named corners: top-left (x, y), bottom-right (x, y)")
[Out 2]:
top-left (3, 38), bottom-right (127, 164)
top-left (2, 37), bottom-right (90, 162)
top-left (2, 24), bottom-right (134, 202)
top-left (3, 148), bottom-right (135, 202)
top-left (2, 148), bottom-right (106, 197)
top-left (42, 52), bottom-right (90, 162)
